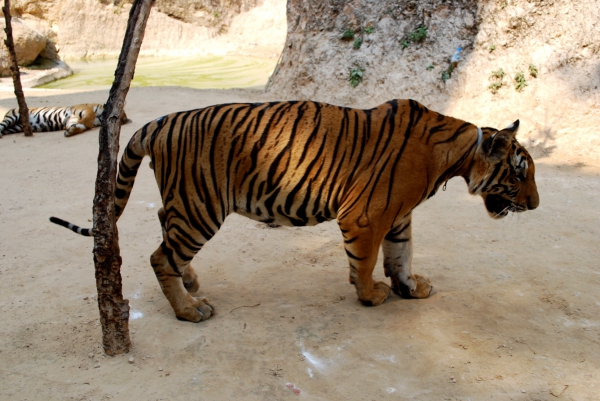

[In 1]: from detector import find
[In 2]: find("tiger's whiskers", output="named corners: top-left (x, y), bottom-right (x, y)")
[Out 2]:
top-left (494, 205), bottom-right (513, 219)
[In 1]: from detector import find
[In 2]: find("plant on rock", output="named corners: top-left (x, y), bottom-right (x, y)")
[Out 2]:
top-left (514, 71), bottom-right (528, 92)
top-left (349, 67), bottom-right (364, 88)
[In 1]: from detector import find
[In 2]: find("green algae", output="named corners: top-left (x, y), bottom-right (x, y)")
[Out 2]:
top-left (39, 55), bottom-right (277, 90)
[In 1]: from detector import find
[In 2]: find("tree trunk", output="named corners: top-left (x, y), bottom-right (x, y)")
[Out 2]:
top-left (2, 0), bottom-right (32, 137)
top-left (93, 0), bottom-right (154, 356)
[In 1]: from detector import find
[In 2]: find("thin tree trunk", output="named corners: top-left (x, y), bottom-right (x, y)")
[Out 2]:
top-left (2, 0), bottom-right (32, 137)
top-left (93, 0), bottom-right (154, 356)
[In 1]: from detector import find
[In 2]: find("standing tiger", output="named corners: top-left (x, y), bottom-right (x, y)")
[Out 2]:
top-left (0, 103), bottom-right (131, 138)
top-left (50, 99), bottom-right (539, 322)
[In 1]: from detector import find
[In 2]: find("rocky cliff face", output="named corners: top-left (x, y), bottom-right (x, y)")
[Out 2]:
top-left (267, 0), bottom-right (600, 164)
top-left (268, 0), bottom-right (478, 103)
top-left (2, 0), bottom-right (286, 59)
top-left (152, 0), bottom-right (261, 31)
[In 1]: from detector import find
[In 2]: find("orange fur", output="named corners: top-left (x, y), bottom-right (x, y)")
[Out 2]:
top-left (51, 100), bottom-right (539, 322)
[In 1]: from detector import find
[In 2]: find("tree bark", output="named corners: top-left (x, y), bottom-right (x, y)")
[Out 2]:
top-left (93, 0), bottom-right (154, 356)
top-left (2, 0), bottom-right (32, 137)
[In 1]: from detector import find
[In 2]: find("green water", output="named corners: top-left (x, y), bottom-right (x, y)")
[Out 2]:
top-left (39, 55), bottom-right (277, 90)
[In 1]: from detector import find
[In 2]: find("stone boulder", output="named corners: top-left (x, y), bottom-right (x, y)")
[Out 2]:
top-left (0, 18), bottom-right (47, 76)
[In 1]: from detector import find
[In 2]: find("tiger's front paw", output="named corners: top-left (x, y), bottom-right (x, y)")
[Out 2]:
top-left (175, 296), bottom-right (215, 323)
top-left (409, 274), bottom-right (432, 298)
top-left (392, 274), bottom-right (433, 299)
top-left (64, 124), bottom-right (87, 137)
top-left (359, 281), bottom-right (391, 306)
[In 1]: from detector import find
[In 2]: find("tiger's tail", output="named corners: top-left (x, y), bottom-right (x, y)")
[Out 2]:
top-left (49, 216), bottom-right (94, 236)
top-left (49, 123), bottom-right (150, 236)
top-left (114, 126), bottom-right (148, 219)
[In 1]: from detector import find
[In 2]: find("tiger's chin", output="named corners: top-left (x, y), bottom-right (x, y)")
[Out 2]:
top-left (484, 194), bottom-right (512, 219)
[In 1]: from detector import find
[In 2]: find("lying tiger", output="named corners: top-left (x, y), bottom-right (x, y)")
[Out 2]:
top-left (0, 103), bottom-right (131, 138)
top-left (51, 99), bottom-right (539, 322)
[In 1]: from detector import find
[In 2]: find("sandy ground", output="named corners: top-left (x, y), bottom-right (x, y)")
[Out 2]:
top-left (0, 86), bottom-right (599, 401)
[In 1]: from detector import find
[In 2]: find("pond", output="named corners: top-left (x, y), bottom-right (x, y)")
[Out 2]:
top-left (39, 55), bottom-right (278, 90)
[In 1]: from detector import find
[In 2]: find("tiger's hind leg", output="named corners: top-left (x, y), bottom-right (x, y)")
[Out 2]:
top-left (339, 219), bottom-right (391, 306)
top-left (382, 214), bottom-right (432, 299)
top-left (0, 109), bottom-right (20, 137)
top-left (1, 123), bottom-right (23, 136)
top-left (157, 207), bottom-right (200, 293)
top-left (150, 245), bottom-right (214, 322)
top-left (151, 207), bottom-right (216, 322)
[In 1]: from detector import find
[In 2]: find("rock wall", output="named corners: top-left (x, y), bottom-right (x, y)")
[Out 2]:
top-left (268, 0), bottom-right (479, 105)
top-left (3, 0), bottom-right (286, 59)
top-left (152, 0), bottom-right (261, 30)
top-left (267, 0), bottom-right (600, 164)
top-left (0, 18), bottom-right (47, 75)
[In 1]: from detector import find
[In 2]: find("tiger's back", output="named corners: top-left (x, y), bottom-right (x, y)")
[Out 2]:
top-left (140, 101), bottom-right (449, 229)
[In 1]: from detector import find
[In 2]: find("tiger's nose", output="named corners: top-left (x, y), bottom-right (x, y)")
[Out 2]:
top-left (527, 193), bottom-right (539, 210)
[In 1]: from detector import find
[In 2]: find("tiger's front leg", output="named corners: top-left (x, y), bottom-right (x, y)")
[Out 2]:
top-left (382, 214), bottom-right (432, 299)
top-left (340, 221), bottom-right (391, 306)
top-left (64, 123), bottom-right (89, 137)
top-left (64, 106), bottom-right (95, 137)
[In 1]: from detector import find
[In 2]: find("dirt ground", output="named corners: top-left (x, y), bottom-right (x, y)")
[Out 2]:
top-left (0, 87), bottom-right (599, 401)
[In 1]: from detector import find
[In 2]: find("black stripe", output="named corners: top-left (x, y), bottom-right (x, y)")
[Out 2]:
top-left (208, 106), bottom-right (234, 221)
top-left (345, 249), bottom-right (365, 261)
top-left (246, 174), bottom-right (258, 212)
top-left (386, 99), bottom-right (418, 208)
top-left (481, 162), bottom-right (503, 193)
top-left (344, 236), bottom-right (359, 244)
top-left (284, 126), bottom-right (327, 216)
top-left (125, 144), bottom-right (144, 161)
top-left (264, 188), bottom-right (281, 216)
top-left (433, 122), bottom-right (471, 146)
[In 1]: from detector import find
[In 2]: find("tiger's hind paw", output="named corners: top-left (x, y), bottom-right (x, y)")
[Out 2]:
top-left (175, 296), bottom-right (215, 323)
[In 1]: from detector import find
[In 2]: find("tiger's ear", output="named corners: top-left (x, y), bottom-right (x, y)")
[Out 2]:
top-left (504, 119), bottom-right (520, 134)
top-left (482, 121), bottom-right (518, 162)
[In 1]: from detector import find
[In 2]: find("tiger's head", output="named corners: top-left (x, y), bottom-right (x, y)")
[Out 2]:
top-left (468, 120), bottom-right (539, 219)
